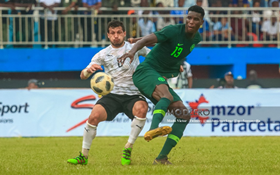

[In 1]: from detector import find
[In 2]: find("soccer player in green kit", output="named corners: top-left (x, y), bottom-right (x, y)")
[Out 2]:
top-left (118, 5), bottom-right (204, 164)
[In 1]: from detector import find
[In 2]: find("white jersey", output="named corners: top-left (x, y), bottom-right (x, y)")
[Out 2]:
top-left (168, 61), bottom-right (192, 89)
top-left (87, 41), bottom-right (150, 95)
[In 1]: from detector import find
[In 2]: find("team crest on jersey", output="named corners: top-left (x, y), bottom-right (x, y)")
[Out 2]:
top-left (158, 77), bottom-right (165, 82)
top-left (190, 44), bottom-right (195, 52)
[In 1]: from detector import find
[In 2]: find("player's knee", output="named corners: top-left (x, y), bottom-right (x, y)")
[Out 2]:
top-left (133, 102), bottom-right (148, 118)
top-left (162, 94), bottom-right (173, 102)
top-left (88, 112), bottom-right (103, 125)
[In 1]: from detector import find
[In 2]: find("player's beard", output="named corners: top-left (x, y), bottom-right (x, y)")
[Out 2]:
top-left (111, 38), bottom-right (125, 48)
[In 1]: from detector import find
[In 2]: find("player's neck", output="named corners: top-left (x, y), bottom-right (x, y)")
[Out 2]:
top-left (111, 41), bottom-right (125, 49)
top-left (185, 32), bottom-right (195, 39)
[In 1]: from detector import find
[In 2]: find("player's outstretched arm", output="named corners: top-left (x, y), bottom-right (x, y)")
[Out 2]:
top-left (80, 64), bottom-right (103, 80)
top-left (118, 34), bottom-right (157, 65)
top-left (127, 37), bottom-right (143, 44)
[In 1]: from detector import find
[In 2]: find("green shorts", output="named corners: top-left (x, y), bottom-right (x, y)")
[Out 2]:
top-left (132, 66), bottom-right (182, 105)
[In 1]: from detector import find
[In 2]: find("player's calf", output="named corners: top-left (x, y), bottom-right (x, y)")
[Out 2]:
top-left (121, 101), bottom-right (148, 165)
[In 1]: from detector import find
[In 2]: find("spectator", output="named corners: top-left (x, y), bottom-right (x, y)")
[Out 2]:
top-left (209, 0), bottom-right (226, 28)
top-left (270, 0), bottom-right (280, 19)
top-left (39, 0), bottom-right (61, 48)
top-left (261, 15), bottom-right (280, 41)
top-left (174, 0), bottom-right (195, 7)
top-left (12, 0), bottom-right (37, 48)
top-left (131, 0), bottom-right (141, 6)
top-left (150, 2), bottom-right (163, 31)
top-left (218, 71), bottom-right (238, 89)
top-left (231, 0), bottom-right (249, 7)
top-left (230, 3), bottom-right (250, 42)
top-left (138, 0), bottom-right (152, 16)
top-left (116, 0), bottom-right (131, 7)
top-left (27, 79), bottom-right (39, 90)
top-left (199, 20), bottom-right (212, 42)
top-left (213, 17), bottom-right (234, 42)
top-left (249, 0), bottom-right (262, 35)
top-left (264, 0), bottom-right (280, 20)
top-left (170, 0), bottom-right (187, 24)
top-left (82, 0), bottom-right (102, 46)
top-left (168, 61), bottom-right (193, 89)
top-left (0, 0), bottom-right (15, 47)
top-left (127, 11), bottom-right (140, 38)
top-left (248, 0), bottom-right (268, 7)
top-left (138, 11), bottom-right (156, 36)
top-left (155, 0), bottom-right (173, 7)
top-left (157, 10), bottom-right (175, 31)
top-left (61, 0), bottom-right (83, 47)
top-left (269, 0), bottom-right (280, 7)
top-left (208, 0), bottom-right (231, 7)
top-left (196, 0), bottom-right (213, 29)
top-left (246, 70), bottom-right (263, 89)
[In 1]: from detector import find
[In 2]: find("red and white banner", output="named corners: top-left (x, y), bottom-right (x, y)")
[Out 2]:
top-left (1, 89), bottom-right (280, 137)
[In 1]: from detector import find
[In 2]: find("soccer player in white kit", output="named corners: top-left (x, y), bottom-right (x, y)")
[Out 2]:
top-left (67, 20), bottom-right (150, 166)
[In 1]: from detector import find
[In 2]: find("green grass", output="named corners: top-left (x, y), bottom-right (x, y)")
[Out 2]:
top-left (0, 136), bottom-right (279, 175)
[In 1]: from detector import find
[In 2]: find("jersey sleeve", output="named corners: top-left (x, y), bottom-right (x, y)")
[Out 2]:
top-left (154, 25), bottom-right (177, 43)
top-left (86, 51), bottom-right (104, 68)
top-left (138, 46), bottom-right (151, 57)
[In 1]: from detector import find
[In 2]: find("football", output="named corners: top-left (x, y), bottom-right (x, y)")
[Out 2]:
top-left (90, 72), bottom-right (114, 95)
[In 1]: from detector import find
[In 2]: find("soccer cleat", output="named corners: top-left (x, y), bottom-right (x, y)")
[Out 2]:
top-left (121, 148), bottom-right (132, 165)
top-left (153, 157), bottom-right (172, 165)
top-left (144, 126), bottom-right (172, 142)
top-left (67, 152), bottom-right (88, 165)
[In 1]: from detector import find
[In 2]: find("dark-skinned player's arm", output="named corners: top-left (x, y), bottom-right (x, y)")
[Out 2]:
top-left (127, 37), bottom-right (142, 44)
top-left (117, 34), bottom-right (157, 65)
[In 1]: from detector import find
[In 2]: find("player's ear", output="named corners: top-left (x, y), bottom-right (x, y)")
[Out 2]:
top-left (124, 31), bottom-right (126, 37)
top-left (200, 18), bottom-right (204, 26)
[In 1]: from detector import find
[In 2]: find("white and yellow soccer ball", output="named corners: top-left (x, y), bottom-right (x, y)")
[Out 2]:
top-left (90, 72), bottom-right (114, 95)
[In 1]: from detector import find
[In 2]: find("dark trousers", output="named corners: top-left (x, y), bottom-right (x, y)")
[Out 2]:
top-left (39, 18), bottom-right (58, 48)
top-left (12, 11), bottom-right (33, 48)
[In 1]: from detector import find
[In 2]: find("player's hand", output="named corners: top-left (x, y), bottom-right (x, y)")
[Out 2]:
top-left (127, 38), bottom-right (136, 44)
top-left (179, 65), bottom-right (184, 72)
top-left (88, 64), bottom-right (103, 73)
top-left (117, 52), bottom-right (135, 66)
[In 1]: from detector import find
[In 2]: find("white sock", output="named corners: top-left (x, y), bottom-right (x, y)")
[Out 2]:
top-left (82, 121), bottom-right (97, 158)
top-left (127, 116), bottom-right (146, 146)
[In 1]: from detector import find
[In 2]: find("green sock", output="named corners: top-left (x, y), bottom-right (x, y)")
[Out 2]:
top-left (157, 119), bottom-right (189, 159)
top-left (149, 98), bottom-right (171, 130)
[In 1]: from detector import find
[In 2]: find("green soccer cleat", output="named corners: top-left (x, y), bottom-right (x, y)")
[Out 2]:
top-left (67, 152), bottom-right (88, 165)
top-left (121, 148), bottom-right (132, 165)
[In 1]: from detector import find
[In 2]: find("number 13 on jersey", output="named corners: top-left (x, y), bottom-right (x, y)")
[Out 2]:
top-left (171, 46), bottom-right (183, 58)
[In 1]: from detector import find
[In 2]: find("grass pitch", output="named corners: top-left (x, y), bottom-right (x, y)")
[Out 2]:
top-left (0, 136), bottom-right (279, 175)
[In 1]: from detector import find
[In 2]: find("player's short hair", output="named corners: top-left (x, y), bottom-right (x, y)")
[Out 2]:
top-left (107, 20), bottom-right (125, 33)
top-left (188, 5), bottom-right (205, 18)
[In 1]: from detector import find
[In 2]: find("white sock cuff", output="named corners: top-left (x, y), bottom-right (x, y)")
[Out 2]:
top-left (86, 120), bottom-right (97, 129)
top-left (134, 116), bottom-right (146, 121)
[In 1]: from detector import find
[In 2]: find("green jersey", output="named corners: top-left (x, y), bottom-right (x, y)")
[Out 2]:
top-left (139, 24), bottom-right (201, 78)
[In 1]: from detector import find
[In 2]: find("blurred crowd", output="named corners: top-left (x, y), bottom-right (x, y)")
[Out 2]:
top-left (0, 0), bottom-right (280, 48)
